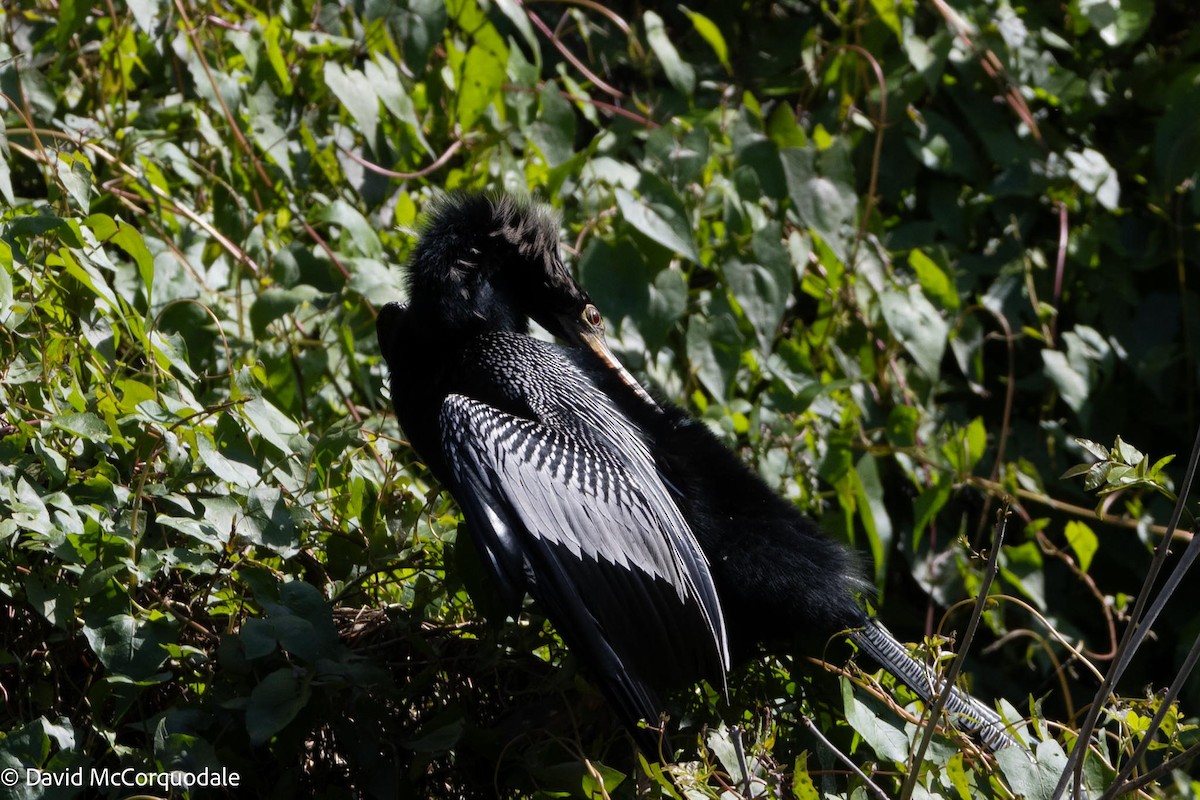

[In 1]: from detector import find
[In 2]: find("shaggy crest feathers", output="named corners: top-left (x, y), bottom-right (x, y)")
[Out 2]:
top-left (407, 193), bottom-right (576, 300)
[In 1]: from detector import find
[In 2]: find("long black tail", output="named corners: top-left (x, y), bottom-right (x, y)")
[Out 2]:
top-left (850, 619), bottom-right (1020, 752)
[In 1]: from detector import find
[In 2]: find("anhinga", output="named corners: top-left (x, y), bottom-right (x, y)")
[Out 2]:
top-left (376, 193), bottom-right (1019, 754)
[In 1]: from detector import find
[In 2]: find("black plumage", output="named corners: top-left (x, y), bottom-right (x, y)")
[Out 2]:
top-left (376, 193), bottom-right (1018, 754)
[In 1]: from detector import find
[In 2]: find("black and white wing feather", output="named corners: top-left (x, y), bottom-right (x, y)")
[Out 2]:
top-left (440, 392), bottom-right (729, 726)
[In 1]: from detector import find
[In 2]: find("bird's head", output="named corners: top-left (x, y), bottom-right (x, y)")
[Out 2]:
top-left (392, 192), bottom-right (658, 407)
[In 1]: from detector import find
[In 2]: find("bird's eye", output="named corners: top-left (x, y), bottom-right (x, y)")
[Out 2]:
top-left (582, 305), bottom-right (603, 329)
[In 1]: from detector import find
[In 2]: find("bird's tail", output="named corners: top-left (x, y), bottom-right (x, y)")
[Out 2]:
top-left (850, 619), bottom-right (1019, 752)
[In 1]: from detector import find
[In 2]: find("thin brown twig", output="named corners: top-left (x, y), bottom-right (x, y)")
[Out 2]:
top-left (517, 0), bottom-right (624, 98)
top-left (339, 140), bottom-right (464, 180)
top-left (970, 475), bottom-right (1191, 542)
top-left (927, 0), bottom-right (1043, 145)
top-left (1034, 529), bottom-right (1118, 661)
top-left (172, 0), bottom-right (272, 205)
top-left (800, 716), bottom-right (891, 800)
top-left (503, 84), bottom-right (660, 127)
top-left (1050, 202), bottom-right (1068, 345)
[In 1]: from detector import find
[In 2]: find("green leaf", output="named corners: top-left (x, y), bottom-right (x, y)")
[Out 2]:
top-left (262, 16), bottom-right (294, 95)
top-left (723, 258), bottom-right (785, 351)
top-left (530, 84), bottom-right (576, 167)
top-left (53, 247), bottom-right (119, 311)
top-left (1064, 520), bottom-right (1098, 573)
top-left (111, 220), bottom-right (155, 302)
top-left (997, 739), bottom-right (1072, 800)
top-left (886, 405), bottom-right (919, 448)
top-left (55, 152), bottom-right (93, 209)
top-left (841, 677), bottom-right (910, 762)
top-left (792, 753), bottom-right (820, 800)
top-left (868, 0), bottom-right (903, 37)
top-left (1075, 438), bottom-right (1111, 460)
top-left (455, 23), bottom-right (508, 130)
top-left (246, 668), bottom-right (311, 745)
top-left (52, 411), bottom-right (108, 443)
top-left (1074, 0), bottom-right (1153, 46)
top-left (1042, 350), bottom-right (1090, 413)
top-left (55, 0), bottom-right (89, 47)
top-left (680, 6), bottom-right (730, 73)
top-left (1113, 435), bottom-right (1144, 466)
top-left (855, 454), bottom-right (892, 585)
top-left (686, 311), bottom-right (742, 399)
top-left (324, 63), bottom-right (379, 149)
top-left (913, 478), bottom-right (952, 550)
top-left (1066, 147), bottom-right (1121, 210)
top-left (0, 114), bottom-right (15, 207)
top-left (250, 285), bottom-right (321, 339)
top-left (780, 145), bottom-right (857, 258)
top-left (945, 753), bottom-right (974, 800)
top-left (879, 285), bottom-right (948, 380)
top-left (196, 434), bottom-right (261, 488)
top-left (908, 249), bottom-right (958, 310)
top-left (615, 186), bottom-right (700, 263)
top-left (493, 0), bottom-right (540, 65)
top-left (644, 11), bottom-right (695, 96)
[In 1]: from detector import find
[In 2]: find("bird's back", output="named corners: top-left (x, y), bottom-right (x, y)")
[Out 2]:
top-left (389, 325), bottom-right (730, 729)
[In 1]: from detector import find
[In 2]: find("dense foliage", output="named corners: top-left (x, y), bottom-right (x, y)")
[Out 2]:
top-left (1, 0), bottom-right (1198, 797)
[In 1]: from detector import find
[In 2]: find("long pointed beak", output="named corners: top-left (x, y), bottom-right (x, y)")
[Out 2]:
top-left (574, 329), bottom-right (661, 411)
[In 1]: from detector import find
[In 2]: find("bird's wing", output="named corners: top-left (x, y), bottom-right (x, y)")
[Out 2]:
top-left (440, 392), bottom-right (729, 725)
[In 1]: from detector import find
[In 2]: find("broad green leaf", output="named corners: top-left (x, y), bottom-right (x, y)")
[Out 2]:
top-left (0, 241), bottom-right (12, 327)
top-left (841, 677), bottom-right (910, 762)
top-left (1042, 350), bottom-right (1089, 413)
top-left (81, 611), bottom-right (175, 680)
top-left (52, 411), bottom-right (108, 443)
top-left (868, 0), bottom-right (903, 37)
top-left (681, 7), bottom-right (730, 73)
top-left (55, 152), bottom-right (93, 209)
top-left (879, 285), bottom-right (948, 380)
top-left (912, 478), bottom-right (952, 550)
top-left (855, 454), bottom-right (892, 584)
top-left (324, 62), bottom-right (379, 149)
top-left (1074, 0), bottom-right (1153, 46)
top-left (780, 145), bottom-right (857, 257)
top-left (0, 113), bottom-right (14, 206)
top-left (365, 57), bottom-right (432, 154)
top-left (1066, 147), bottom-right (1120, 210)
top-left (1113, 435), bottom-right (1144, 466)
top-left (1000, 541), bottom-right (1047, 610)
top-left (455, 23), bottom-right (508, 130)
top-left (686, 311), bottom-right (742, 399)
top-left (997, 739), bottom-right (1072, 800)
top-left (908, 249), bottom-right (958, 310)
top-left (792, 753), bottom-right (819, 800)
top-left (945, 752), bottom-right (973, 800)
top-left (262, 16), bottom-right (294, 95)
top-left (250, 285), bottom-right (322, 340)
top-left (111, 220), bottom-right (155, 301)
top-left (644, 11), bottom-right (695, 96)
top-left (1064, 520), bottom-right (1098, 573)
top-left (246, 668), bottom-right (311, 745)
top-left (723, 258), bottom-right (784, 351)
top-left (55, 0), bottom-right (89, 47)
top-left (52, 248), bottom-right (119, 311)
top-left (196, 434), bottom-right (261, 488)
top-left (530, 84), bottom-right (576, 167)
top-left (248, 83), bottom-right (294, 181)
top-left (493, 0), bottom-right (539, 65)
top-left (615, 186), bottom-right (700, 263)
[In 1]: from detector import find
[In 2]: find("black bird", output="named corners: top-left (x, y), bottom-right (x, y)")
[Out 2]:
top-left (376, 193), bottom-right (1019, 754)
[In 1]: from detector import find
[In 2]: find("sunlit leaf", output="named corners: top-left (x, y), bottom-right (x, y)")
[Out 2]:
top-left (644, 11), bottom-right (695, 96)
